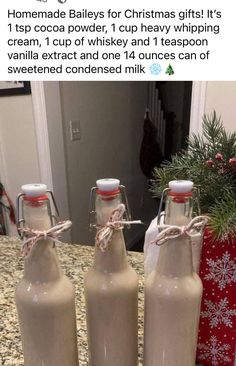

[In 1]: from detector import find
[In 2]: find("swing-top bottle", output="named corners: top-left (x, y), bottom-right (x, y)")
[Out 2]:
top-left (15, 183), bottom-right (79, 366)
top-left (84, 178), bottom-right (139, 366)
top-left (144, 180), bottom-right (203, 366)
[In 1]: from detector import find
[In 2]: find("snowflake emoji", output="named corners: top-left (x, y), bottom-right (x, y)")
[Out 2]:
top-left (201, 297), bottom-right (236, 328)
top-left (198, 336), bottom-right (232, 365)
top-left (204, 251), bottom-right (236, 290)
top-left (149, 63), bottom-right (162, 75)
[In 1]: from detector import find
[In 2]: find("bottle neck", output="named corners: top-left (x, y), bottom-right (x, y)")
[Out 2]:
top-left (96, 191), bottom-right (121, 225)
top-left (94, 230), bottom-right (128, 272)
top-left (94, 191), bottom-right (128, 272)
top-left (165, 194), bottom-right (193, 226)
top-left (23, 199), bottom-right (61, 282)
top-left (156, 236), bottom-right (194, 277)
top-left (23, 199), bottom-right (52, 230)
top-left (24, 240), bottom-right (62, 282)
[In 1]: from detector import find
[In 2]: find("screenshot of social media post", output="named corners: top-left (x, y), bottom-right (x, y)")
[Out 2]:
top-left (0, 1), bottom-right (235, 366)
top-left (0, 0), bottom-right (233, 79)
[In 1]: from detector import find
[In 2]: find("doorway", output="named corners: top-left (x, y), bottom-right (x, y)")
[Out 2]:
top-left (31, 81), bottom-right (205, 248)
top-left (59, 81), bottom-right (192, 248)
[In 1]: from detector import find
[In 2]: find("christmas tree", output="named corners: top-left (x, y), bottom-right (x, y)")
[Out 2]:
top-left (165, 64), bottom-right (175, 75)
top-left (151, 111), bottom-right (236, 242)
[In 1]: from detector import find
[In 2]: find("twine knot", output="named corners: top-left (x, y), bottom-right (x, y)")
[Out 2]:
top-left (19, 220), bottom-right (72, 257)
top-left (151, 215), bottom-right (209, 246)
top-left (95, 204), bottom-right (142, 252)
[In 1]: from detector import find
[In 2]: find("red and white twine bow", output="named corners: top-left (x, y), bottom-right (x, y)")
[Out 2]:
top-left (19, 220), bottom-right (72, 257)
top-left (95, 204), bottom-right (142, 252)
top-left (151, 215), bottom-right (209, 246)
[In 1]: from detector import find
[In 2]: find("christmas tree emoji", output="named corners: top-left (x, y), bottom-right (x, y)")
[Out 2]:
top-left (165, 64), bottom-right (174, 75)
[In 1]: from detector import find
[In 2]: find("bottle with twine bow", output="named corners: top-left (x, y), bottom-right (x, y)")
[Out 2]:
top-left (144, 180), bottom-right (208, 366)
top-left (85, 178), bottom-right (141, 366)
top-left (15, 184), bottom-right (79, 366)
top-left (144, 180), bottom-right (204, 277)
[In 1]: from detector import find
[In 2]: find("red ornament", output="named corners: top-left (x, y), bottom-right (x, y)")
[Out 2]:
top-left (215, 153), bottom-right (224, 161)
top-left (229, 157), bottom-right (236, 166)
top-left (206, 159), bottom-right (214, 167)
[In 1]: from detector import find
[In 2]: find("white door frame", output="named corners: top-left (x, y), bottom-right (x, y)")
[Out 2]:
top-left (189, 81), bottom-right (207, 135)
top-left (31, 81), bottom-right (70, 226)
top-left (30, 80), bottom-right (207, 215)
top-left (31, 81), bottom-right (54, 189)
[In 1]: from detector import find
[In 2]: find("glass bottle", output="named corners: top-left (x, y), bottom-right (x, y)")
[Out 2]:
top-left (15, 184), bottom-right (79, 366)
top-left (84, 178), bottom-right (139, 366)
top-left (144, 180), bottom-right (202, 275)
top-left (164, 180), bottom-right (194, 225)
top-left (144, 180), bottom-right (203, 366)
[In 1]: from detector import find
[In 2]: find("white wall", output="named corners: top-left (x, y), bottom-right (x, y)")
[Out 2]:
top-left (205, 81), bottom-right (236, 132)
top-left (0, 94), bottom-right (41, 234)
top-left (42, 82), bottom-right (71, 242)
top-left (60, 81), bottom-right (156, 246)
top-left (42, 82), bottom-right (70, 221)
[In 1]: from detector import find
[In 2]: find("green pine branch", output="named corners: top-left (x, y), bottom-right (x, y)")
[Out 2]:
top-left (151, 111), bottom-right (236, 242)
top-left (209, 193), bottom-right (236, 241)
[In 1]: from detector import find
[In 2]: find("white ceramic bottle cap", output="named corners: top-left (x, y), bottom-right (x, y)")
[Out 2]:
top-left (168, 180), bottom-right (193, 193)
top-left (21, 183), bottom-right (47, 197)
top-left (96, 178), bottom-right (120, 192)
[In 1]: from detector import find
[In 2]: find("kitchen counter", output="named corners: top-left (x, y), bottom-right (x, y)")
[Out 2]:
top-left (0, 236), bottom-right (144, 366)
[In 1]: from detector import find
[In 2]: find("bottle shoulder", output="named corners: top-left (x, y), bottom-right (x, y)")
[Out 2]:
top-left (84, 265), bottom-right (138, 293)
top-left (145, 271), bottom-right (202, 297)
top-left (15, 274), bottom-right (75, 303)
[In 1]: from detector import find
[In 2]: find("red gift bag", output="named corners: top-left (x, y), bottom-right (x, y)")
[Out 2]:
top-left (197, 229), bottom-right (236, 366)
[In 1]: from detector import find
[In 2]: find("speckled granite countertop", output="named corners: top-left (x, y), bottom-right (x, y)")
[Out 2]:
top-left (0, 236), bottom-right (144, 366)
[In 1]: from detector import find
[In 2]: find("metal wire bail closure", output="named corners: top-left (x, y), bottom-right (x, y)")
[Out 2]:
top-left (88, 181), bottom-right (132, 230)
top-left (16, 183), bottom-right (60, 238)
top-left (157, 181), bottom-right (201, 225)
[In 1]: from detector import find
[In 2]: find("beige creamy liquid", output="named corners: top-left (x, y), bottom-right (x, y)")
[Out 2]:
top-left (165, 207), bottom-right (203, 273)
top-left (144, 236), bottom-right (203, 366)
top-left (15, 208), bottom-right (79, 366)
top-left (165, 209), bottom-right (190, 226)
top-left (84, 230), bottom-right (139, 366)
top-left (191, 234), bottom-right (203, 273)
